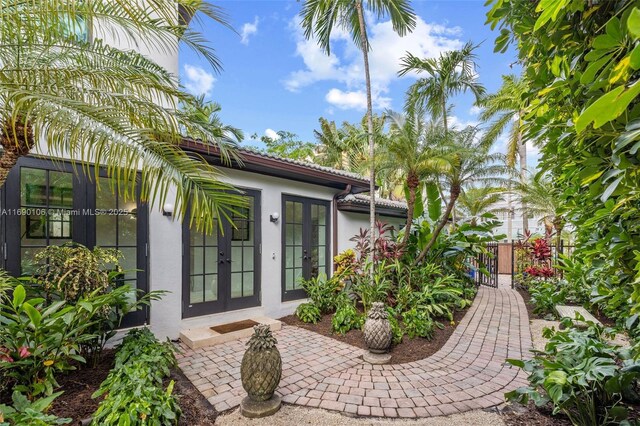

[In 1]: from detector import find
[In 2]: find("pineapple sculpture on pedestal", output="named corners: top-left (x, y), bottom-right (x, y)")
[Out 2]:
top-left (240, 324), bottom-right (282, 418)
top-left (363, 302), bottom-right (392, 364)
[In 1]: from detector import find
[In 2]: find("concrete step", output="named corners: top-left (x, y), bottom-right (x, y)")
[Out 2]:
top-left (179, 316), bottom-right (282, 349)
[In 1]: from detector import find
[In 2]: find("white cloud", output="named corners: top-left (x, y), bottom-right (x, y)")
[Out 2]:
top-left (325, 88), bottom-right (391, 110)
top-left (284, 15), bottom-right (464, 111)
top-left (448, 115), bottom-right (478, 131)
top-left (469, 105), bottom-right (482, 116)
top-left (264, 128), bottom-right (280, 140)
top-left (182, 64), bottom-right (215, 97)
top-left (240, 17), bottom-right (259, 45)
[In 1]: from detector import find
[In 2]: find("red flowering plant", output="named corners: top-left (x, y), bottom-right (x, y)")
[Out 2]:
top-left (514, 231), bottom-right (557, 287)
top-left (349, 221), bottom-right (402, 265)
top-left (524, 265), bottom-right (555, 278)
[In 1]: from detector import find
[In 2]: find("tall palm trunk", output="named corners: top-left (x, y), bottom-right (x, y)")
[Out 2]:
top-left (355, 0), bottom-right (376, 276)
top-left (414, 183), bottom-right (460, 265)
top-left (517, 116), bottom-right (528, 233)
top-left (401, 172), bottom-right (418, 248)
top-left (0, 118), bottom-right (33, 185)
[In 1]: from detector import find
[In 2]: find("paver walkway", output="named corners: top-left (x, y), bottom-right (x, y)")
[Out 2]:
top-left (177, 284), bottom-right (532, 418)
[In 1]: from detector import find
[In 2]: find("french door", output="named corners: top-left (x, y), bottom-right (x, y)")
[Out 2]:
top-left (2, 157), bottom-right (149, 327)
top-left (282, 195), bottom-right (330, 301)
top-left (182, 189), bottom-right (261, 318)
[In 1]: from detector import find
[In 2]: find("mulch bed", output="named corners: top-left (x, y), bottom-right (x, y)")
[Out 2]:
top-left (280, 304), bottom-right (470, 364)
top-left (516, 286), bottom-right (542, 320)
top-left (502, 403), bottom-right (572, 426)
top-left (44, 349), bottom-right (217, 425)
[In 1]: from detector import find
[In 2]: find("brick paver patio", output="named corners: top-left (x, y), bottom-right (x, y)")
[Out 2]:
top-left (177, 282), bottom-right (532, 418)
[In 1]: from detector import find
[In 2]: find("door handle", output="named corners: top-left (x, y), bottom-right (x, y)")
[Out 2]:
top-left (226, 259), bottom-right (231, 263)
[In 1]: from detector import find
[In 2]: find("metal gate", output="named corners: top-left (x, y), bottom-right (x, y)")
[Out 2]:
top-left (473, 242), bottom-right (498, 288)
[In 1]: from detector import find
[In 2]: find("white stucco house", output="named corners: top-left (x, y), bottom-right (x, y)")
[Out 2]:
top-left (0, 144), bottom-right (407, 341)
top-left (0, 6), bottom-right (408, 342)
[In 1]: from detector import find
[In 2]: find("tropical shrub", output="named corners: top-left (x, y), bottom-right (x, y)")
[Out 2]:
top-left (0, 283), bottom-right (130, 397)
top-left (34, 245), bottom-right (122, 303)
top-left (402, 308), bottom-right (436, 339)
top-left (528, 278), bottom-right (590, 317)
top-left (506, 320), bottom-right (640, 425)
top-left (31, 245), bottom-right (162, 366)
top-left (295, 302), bottom-right (321, 324)
top-left (351, 261), bottom-right (392, 313)
top-left (299, 274), bottom-right (340, 314)
top-left (486, 0), bottom-right (640, 335)
top-left (350, 221), bottom-right (402, 264)
top-left (91, 328), bottom-right (180, 425)
top-left (0, 391), bottom-right (71, 426)
top-left (331, 301), bottom-right (363, 335)
top-left (386, 308), bottom-right (404, 345)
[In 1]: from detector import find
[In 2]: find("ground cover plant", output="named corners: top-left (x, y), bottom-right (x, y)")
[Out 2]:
top-left (0, 245), bottom-right (163, 424)
top-left (91, 328), bottom-right (180, 425)
top-left (507, 319), bottom-right (640, 426)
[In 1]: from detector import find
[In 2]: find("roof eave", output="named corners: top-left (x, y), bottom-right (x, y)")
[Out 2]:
top-left (180, 139), bottom-right (371, 192)
top-left (337, 201), bottom-right (407, 219)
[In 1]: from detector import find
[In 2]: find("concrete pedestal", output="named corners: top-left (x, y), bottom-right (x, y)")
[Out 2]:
top-left (363, 351), bottom-right (392, 365)
top-left (240, 395), bottom-right (282, 418)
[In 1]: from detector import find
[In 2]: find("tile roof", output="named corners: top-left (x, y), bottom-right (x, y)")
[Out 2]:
top-left (234, 145), bottom-right (369, 182)
top-left (338, 194), bottom-right (408, 211)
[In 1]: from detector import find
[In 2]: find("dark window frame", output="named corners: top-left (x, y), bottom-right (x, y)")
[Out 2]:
top-left (182, 188), bottom-right (262, 318)
top-left (2, 157), bottom-right (149, 327)
top-left (281, 195), bottom-right (331, 302)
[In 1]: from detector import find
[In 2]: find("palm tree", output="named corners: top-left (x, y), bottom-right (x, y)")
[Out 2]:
top-left (184, 95), bottom-right (244, 145)
top-left (381, 110), bottom-right (447, 246)
top-left (0, 0), bottom-right (243, 232)
top-left (300, 0), bottom-right (416, 267)
top-left (314, 116), bottom-right (370, 174)
top-left (414, 126), bottom-right (508, 265)
top-left (456, 186), bottom-right (506, 226)
top-left (514, 173), bottom-right (565, 251)
top-left (478, 74), bottom-right (529, 231)
top-left (398, 42), bottom-right (485, 134)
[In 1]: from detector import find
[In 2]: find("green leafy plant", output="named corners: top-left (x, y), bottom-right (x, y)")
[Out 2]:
top-left (402, 308), bottom-right (436, 339)
top-left (506, 319), bottom-right (639, 425)
top-left (0, 284), bottom-right (121, 397)
top-left (34, 245), bottom-right (122, 302)
top-left (91, 328), bottom-right (180, 426)
top-left (31, 245), bottom-right (164, 366)
top-left (295, 302), bottom-right (321, 324)
top-left (300, 274), bottom-right (340, 314)
top-left (352, 261), bottom-right (392, 313)
top-left (386, 307), bottom-right (404, 345)
top-left (0, 391), bottom-right (71, 426)
top-left (331, 301), bottom-right (363, 335)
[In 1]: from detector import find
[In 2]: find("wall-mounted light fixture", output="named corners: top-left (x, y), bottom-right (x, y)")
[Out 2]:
top-left (162, 203), bottom-right (174, 217)
top-left (270, 212), bottom-right (280, 223)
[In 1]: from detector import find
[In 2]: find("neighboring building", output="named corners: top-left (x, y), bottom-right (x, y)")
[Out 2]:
top-left (491, 198), bottom-right (545, 241)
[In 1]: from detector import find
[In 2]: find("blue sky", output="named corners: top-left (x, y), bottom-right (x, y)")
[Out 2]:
top-left (179, 1), bottom-right (535, 164)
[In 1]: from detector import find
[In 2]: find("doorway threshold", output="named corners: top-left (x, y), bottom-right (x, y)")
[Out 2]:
top-left (179, 316), bottom-right (282, 349)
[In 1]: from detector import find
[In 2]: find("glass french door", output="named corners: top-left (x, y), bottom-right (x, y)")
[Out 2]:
top-left (282, 195), bottom-right (330, 301)
top-left (182, 189), bottom-right (261, 318)
top-left (3, 157), bottom-right (149, 326)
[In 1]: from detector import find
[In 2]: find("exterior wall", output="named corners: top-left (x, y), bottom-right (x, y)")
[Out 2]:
top-left (336, 211), bottom-right (405, 254)
top-left (150, 168), bottom-right (340, 340)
